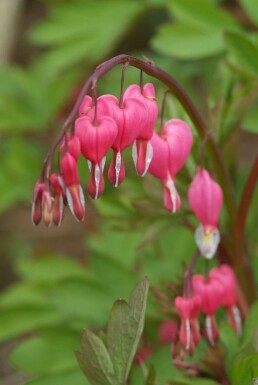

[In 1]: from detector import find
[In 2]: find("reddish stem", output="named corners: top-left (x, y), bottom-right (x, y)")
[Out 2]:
top-left (233, 153), bottom-right (258, 303)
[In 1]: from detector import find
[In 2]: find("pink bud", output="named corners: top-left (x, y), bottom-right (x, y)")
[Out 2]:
top-left (50, 174), bottom-right (66, 226)
top-left (78, 95), bottom-right (93, 115)
top-left (31, 180), bottom-right (45, 226)
top-left (159, 321), bottom-right (178, 344)
top-left (61, 153), bottom-right (85, 222)
top-left (188, 167), bottom-right (223, 229)
top-left (41, 190), bottom-right (53, 227)
top-left (60, 134), bottom-right (81, 161)
top-left (61, 153), bottom-right (80, 186)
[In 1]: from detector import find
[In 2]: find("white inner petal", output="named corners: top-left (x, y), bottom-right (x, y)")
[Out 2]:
top-left (205, 316), bottom-right (215, 346)
top-left (132, 141), bottom-right (137, 169)
top-left (185, 318), bottom-right (191, 351)
top-left (87, 160), bottom-right (92, 172)
top-left (57, 195), bottom-right (64, 227)
top-left (166, 178), bottom-right (177, 213)
top-left (142, 141), bottom-right (153, 177)
top-left (101, 156), bottom-right (106, 171)
top-left (233, 305), bottom-right (242, 336)
top-left (195, 226), bottom-right (220, 259)
top-left (115, 151), bottom-right (121, 187)
top-left (94, 164), bottom-right (100, 199)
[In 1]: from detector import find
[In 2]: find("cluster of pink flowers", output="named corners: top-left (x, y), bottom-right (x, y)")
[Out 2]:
top-left (174, 264), bottom-right (241, 357)
top-left (32, 82), bottom-right (194, 227)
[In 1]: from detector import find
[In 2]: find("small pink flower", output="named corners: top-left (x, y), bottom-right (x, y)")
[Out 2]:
top-left (148, 119), bottom-right (192, 213)
top-left (210, 265), bottom-right (242, 335)
top-left (192, 275), bottom-right (224, 346)
top-left (175, 294), bottom-right (201, 355)
top-left (61, 153), bottom-right (85, 221)
top-left (31, 180), bottom-right (45, 226)
top-left (188, 168), bottom-right (223, 259)
top-left (124, 83), bottom-right (158, 176)
top-left (50, 174), bottom-right (66, 226)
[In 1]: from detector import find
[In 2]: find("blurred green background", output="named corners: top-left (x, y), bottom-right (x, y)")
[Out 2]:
top-left (0, 1), bottom-right (258, 384)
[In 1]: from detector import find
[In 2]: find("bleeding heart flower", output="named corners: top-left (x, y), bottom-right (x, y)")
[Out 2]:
top-left (50, 174), bottom-right (66, 226)
top-left (31, 180), bottom-right (46, 226)
top-left (210, 264), bottom-right (242, 335)
top-left (61, 153), bottom-right (85, 221)
top-left (75, 115), bottom-right (118, 198)
top-left (175, 294), bottom-right (201, 355)
top-left (188, 168), bottom-right (223, 259)
top-left (192, 274), bottom-right (224, 346)
top-left (148, 119), bottom-right (192, 213)
top-left (124, 83), bottom-right (158, 176)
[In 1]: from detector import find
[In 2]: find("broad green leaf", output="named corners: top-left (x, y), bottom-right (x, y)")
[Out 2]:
top-left (167, 0), bottom-right (238, 30)
top-left (17, 256), bottom-right (88, 283)
top-left (242, 301), bottom-right (258, 345)
top-left (11, 328), bottom-right (80, 375)
top-left (0, 283), bottom-right (46, 308)
top-left (49, 277), bottom-right (113, 327)
top-left (239, 0), bottom-right (258, 26)
top-left (76, 329), bottom-right (116, 385)
top-left (24, 368), bottom-right (89, 385)
top-left (151, 23), bottom-right (225, 59)
top-left (107, 277), bottom-right (149, 385)
top-left (232, 353), bottom-right (258, 385)
top-left (0, 305), bottom-right (61, 342)
top-left (225, 31), bottom-right (258, 75)
top-left (29, 0), bottom-right (142, 74)
top-left (219, 322), bottom-right (239, 375)
top-left (243, 106), bottom-right (258, 133)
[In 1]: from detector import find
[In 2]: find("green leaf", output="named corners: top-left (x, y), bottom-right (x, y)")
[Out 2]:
top-left (24, 368), bottom-right (89, 385)
top-left (239, 0), bottom-right (258, 26)
top-left (243, 106), bottom-right (258, 133)
top-left (17, 255), bottom-right (89, 283)
top-left (0, 305), bottom-right (61, 342)
top-left (232, 353), bottom-right (258, 385)
top-left (225, 31), bottom-right (258, 75)
top-left (151, 23), bottom-right (225, 60)
top-left (11, 328), bottom-right (80, 375)
top-left (107, 277), bottom-right (149, 385)
top-left (29, 0), bottom-right (142, 74)
top-left (242, 301), bottom-right (258, 345)
top-left (76, 329), bottom-right (116, 385)
top-left (167, 0), bottom-right (239, 30)
top-left (219, 322), bottom-right (239, 375)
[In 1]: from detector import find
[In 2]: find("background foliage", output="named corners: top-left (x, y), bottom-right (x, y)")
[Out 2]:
top-left (0, 1), bottom-right (258, 385)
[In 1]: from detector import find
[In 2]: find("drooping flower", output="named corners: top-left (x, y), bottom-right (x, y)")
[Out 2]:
top-left (174, 294), bottom-right (201, 355)
top-left (148, 119), bottom-right (193, 213)
top-left (210, 264), bottom-right (242, 335)
top-left (188, 168), bottom-right (223, 259)
top-left (50, 173), bottom-right (66, 226)
top-left (123, 83), bottom-right (158, 176)
top-left (192, 274), bottom-right (224, 346)
top-left (61, 152), bottom-right (85, 221)
top-left (31, 180), bottom-right (46, 226)
top-left (75, 115), bottom-right (118, 199)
